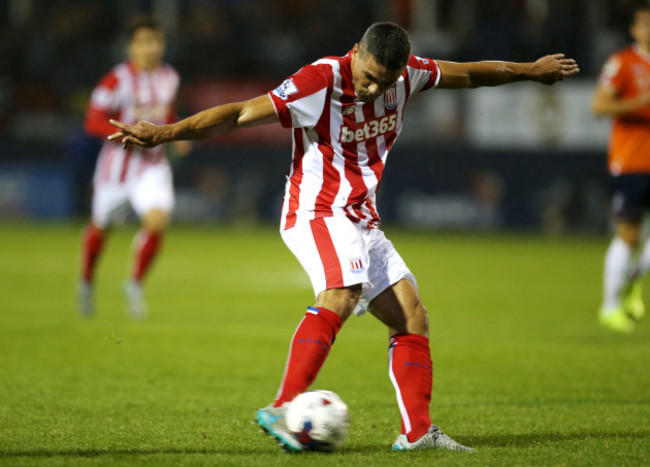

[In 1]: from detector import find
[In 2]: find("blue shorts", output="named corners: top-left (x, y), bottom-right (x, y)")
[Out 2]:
top-left (610, 174), bottom-right (650, 221)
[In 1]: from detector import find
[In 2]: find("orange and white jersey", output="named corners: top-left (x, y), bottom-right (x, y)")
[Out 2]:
top-left (269, 50), bottom-right (441, 230)
top-left (599, 45), bottom-right (650, 175)
top-left (84, 61), bottom-right (180, 185)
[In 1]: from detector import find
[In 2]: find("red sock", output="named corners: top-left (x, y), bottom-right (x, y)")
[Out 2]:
top-left (389, 333), bottom-right (433, 442)
top-left (81, 224), bottom-right (105, 282)
top-left (133, 230), bottom-right (162, 282)
top-left (273, 307), bottom-right (343, 406)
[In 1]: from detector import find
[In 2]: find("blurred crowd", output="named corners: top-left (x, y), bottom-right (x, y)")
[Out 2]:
top-left (0, 0), bottom-right (640, 142)
top-left (0, 0), bottom-right (375, 138)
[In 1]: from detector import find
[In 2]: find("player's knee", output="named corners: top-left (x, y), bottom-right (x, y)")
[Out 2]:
top-left (385, 301), bottom-right (429, 337)
top-left (408, 301), bottom-right (429, 336)
top-left (315, 284), bottom-right (362, 320)
top-left (142, 209), bottom-right (170, 232)
top-left (616, 221), bottom-right (641, 247)
top-left (89, 222), bottom-right (108, 235)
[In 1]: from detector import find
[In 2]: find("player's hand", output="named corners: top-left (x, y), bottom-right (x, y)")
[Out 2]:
top-left (638, 91), bottom-right (650, 108)
top-left (108, 119), bottom-right (166, 149)
top-left (531, 53), bottom-right (580, 85)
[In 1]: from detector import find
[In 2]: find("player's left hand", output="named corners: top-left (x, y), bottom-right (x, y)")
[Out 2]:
top-left (532, 54), bottom-right (580, 85)
top-left (108, 119), bottom-right (166, 149)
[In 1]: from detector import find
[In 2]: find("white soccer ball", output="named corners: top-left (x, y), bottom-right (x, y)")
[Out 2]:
top-left (285, 389), bottom-right (350, 452)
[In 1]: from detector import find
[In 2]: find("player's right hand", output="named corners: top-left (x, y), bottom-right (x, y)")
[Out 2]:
top-left (531, 53), bottom-right (580, 85)
top-left (108, 119), bottom-right (164, 149)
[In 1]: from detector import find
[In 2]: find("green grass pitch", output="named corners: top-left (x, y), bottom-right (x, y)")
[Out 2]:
top-left (1, 223), bottom-right (648, 466)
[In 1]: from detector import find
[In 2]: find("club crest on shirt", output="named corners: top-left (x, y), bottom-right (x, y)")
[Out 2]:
top-left (384, 87), bottom-right (396, 110)
top-left (349, 258), bottom-right (364, 273)
top-left (602, 57), bottom-right (621, 79)
top-left (342, 104), bottom-right (355, 115)
top-left (273, 79), bottom-right (298, 100)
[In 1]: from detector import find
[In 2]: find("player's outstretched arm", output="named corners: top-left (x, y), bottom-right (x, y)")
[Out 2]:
top-left (108, 94), bottom-right (278, 149)
top-left (436, 54), bottom-right (580, 89)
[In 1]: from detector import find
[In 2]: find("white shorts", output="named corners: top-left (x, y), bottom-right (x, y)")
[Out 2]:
top-left (281, 216), bottom-right (417, 316)
top-left (92, 165), bottom-right (174, 228)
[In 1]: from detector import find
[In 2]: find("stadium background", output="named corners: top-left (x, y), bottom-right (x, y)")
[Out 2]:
top-left (0, 0), bottom-right (637, 233)
top-left (2, 2), bottom-right (650, 465)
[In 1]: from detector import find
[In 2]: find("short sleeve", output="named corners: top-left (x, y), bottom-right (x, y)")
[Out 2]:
top-left (84, 71), bottom-right (122, 138)
top-left (268, 64), bottom-right (331, 129)
top-left (599, 54), bottom-right (625, 92)
top-left (88, 71), bottom-right (121, 112)
top-left (406, 55), bottom-right (441, 94)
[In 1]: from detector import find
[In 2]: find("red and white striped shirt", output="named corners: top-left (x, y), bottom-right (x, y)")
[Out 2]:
top-left (269, 50), bottom-right (440, 230)
top-left (85, 61), bottom-right (180, 185)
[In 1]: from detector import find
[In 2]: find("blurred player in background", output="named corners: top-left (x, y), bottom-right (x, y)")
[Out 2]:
top-left (108, 22), bottom-right (578, 451)
top-left (593, 2), bottom-right (650, 333)
top-left (79, 16), bottom-right (190, 319)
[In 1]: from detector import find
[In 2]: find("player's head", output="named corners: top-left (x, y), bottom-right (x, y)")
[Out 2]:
top-left (351, 22), bottom-right (411, 103)
top-left (126, 15), bottom-right (165, 71)
top-left (631, 2), bottom-right (650, 49)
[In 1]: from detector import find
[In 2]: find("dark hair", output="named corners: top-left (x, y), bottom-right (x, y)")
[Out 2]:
top-left (126, 15), bottom-right (162, 41)
top-left (632, 1), bottom-right (650, 24)
top-left (359, 22), bottom-right (411, 71)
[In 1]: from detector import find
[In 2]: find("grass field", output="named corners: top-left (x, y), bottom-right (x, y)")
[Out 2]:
top-left (1, 222), bottom-right (649, 466)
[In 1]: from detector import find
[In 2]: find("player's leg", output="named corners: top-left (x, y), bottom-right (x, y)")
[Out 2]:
top-left (256, 217), bottom-right (368, 450)
top-left (79, 222), bottom-right (107, 317)
top-left (626, 219), bottom-right (649, 321)
top-left (369, 279), bottom-right (472, 452)
top-left (132, 208), bottom-right (169, 283)
top-left (126, 166), bottom-right (174, 319)
top-left (369, 279), bottom-right (431, 434)
top-left (273, 217), bottom-right (369, 405)
top-left (78, 183), bottom-right (128, 317)
top-left (356, 229), bottom-right (471, 451)
top-left (620, 176), bottom-right (650, 322)
top-left (80, 222), bottom-right (107, 286)
top-left (257, 285), bottom-right (361, 452)
top-left (600, 174), bottom-right (644, 332)
top-left (272, 285), bottom-right (361, 407)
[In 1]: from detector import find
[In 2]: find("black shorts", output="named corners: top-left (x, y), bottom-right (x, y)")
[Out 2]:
top-left (610, 173), bottom-right (650, 221)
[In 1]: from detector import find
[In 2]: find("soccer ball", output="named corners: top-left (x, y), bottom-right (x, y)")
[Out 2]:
top-left (285, 389), bottom-right (350, 452)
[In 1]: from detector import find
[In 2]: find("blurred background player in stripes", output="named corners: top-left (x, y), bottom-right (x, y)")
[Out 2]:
top-left (594, 1), bottom-right (650, 333)
top-left (79, 15), bottom-right (191, 319)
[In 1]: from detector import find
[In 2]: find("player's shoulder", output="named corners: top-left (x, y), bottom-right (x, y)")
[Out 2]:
top-left (608, 46), bottom-right (639, 65)
top-left (96, 64), bottom-right (125, 90)
top-left (272, 55), bottom-right (344, 101)
top-left (159, 62), bottom-right (180, 77)
top-left (406, 54), bottom-right (436, 69)
top-left (292, 60), bottom-right (337, 87)
top-left (602, 46), bottom-right (639, 79)
top-left (304, 58), bottom-right (340, 77)
top-left (157, 62), bottom-right (181, 86)
top-left (313, 54), bottom-right (345, 67)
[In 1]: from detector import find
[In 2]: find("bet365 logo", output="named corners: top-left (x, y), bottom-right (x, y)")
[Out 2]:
top-left (339, 114), bottom-right (397, 143)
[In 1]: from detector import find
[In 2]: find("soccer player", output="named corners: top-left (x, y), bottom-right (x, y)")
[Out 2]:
top-left (79, 16), bottom-right (190, 319)
top-left (108, 22), bottom-right (579, 451)
top-left (593, 3), bottom-right (650, 333)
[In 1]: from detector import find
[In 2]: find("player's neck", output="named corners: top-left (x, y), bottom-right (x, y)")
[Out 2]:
top-left (129, 60), bottom-right (160, 72)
